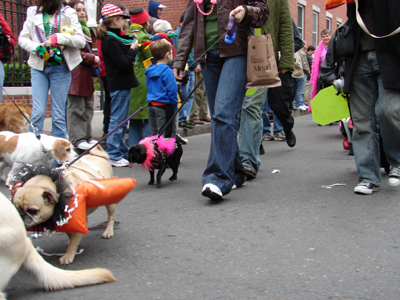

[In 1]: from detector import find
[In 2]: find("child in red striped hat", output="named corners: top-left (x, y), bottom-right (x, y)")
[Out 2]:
top-left (96, 4), bottom-right (140, 167)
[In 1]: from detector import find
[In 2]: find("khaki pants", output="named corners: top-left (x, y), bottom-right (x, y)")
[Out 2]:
top-left (188, 72), bottom-right (210, 120)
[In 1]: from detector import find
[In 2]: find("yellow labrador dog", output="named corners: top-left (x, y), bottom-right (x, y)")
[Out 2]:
top-left (0, 192), bottom-right (116, 300)
top-left (12, 145), bottom-right (115, 265)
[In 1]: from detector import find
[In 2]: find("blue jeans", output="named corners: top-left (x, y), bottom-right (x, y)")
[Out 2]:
top-left (350, 51), bottom-right (400, 186)
top-left (178, 70), bottom-right (195, 123)
top-left (128, 119), bottom-right (150, 147)
top-left (30, 64), bottom-right (71, 138)
top-left (263, 95), bottom-right (283, 135)
top-left (0, 61), bottom-right (4, 102)
top-left (294, 76), bottom-right (306, 107)
top-left (201, 50), bottom-right (247, 195)
top-left (239, 88), bottom-right (266, 173)
top-left (107, 89), bottom-right (130, 161)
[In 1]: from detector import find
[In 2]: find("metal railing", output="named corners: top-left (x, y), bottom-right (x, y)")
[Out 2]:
top-left (1, 0), bottom-right (35, 87)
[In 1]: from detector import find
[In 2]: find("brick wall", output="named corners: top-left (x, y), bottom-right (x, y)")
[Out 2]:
top-left (2, 88), bottom-right (52, 118)
top-left (289, 0), bottom-right (347, 47)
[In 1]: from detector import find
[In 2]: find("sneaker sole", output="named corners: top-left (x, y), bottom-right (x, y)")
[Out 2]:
top-left (202, 187), bottom-right (223, 200)
top-left (354, 187), bottom-right (379, 195)
top-left (388, 179), bottom-right (400, 187)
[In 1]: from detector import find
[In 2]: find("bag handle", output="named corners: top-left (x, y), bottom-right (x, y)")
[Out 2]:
top-left (355, 0), bottom-right (400, 39)
top-left (86, 42), bottom-right (92, 53)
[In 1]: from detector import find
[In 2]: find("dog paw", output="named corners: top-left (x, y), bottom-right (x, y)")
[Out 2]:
top-left (148, 181), bottom-right (154, 185)
top-left (102, 230), bottom-right (114, 239)
top-left (59, 254), bottom-right (75, 265)
top-left (169, 175), bottom-right (177, 181)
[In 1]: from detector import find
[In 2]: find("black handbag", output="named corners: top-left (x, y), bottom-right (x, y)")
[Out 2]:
top-left (86, 42), bottom-right (102, 77)
top-left (335, 22), bottom-right (355, 59)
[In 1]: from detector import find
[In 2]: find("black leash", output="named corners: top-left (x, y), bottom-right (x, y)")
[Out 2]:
top-left (65, 106), bottom-right (144, 167)
top-left (157, 77), bottom-right (204, 138)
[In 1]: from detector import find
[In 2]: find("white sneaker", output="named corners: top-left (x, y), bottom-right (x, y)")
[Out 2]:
top-left (388, 166), bottom-right (400, 187)
top-left (354, 181), bottom-right (379, 195)
top-left (88, 140), bottom-right (98, 145)
top-left (299, 105), bottom-right (307, 111)
top-left (109, 158), bottom-right (129, 167)
top-left (77, 141), bottom-right (92, 150)
top-left (202, 183), bottom-right (223, 200)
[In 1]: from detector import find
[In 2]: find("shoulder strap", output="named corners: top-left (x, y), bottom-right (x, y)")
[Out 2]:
top-left (355, 0), bottom-right (400, 39)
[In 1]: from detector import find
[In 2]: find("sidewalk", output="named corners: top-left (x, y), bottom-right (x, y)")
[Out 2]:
top-left (43, 109), bottom-right (310, 140)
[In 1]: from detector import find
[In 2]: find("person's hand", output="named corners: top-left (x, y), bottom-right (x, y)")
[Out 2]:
top-left (229, 6), bottom-right (245, 23)
top-left (173, 68), bottom-right (185, 80)
top-left (194, 64), bottom-right (201, 73)
top-left (130, 40), bottom-right (139, 50)
top-left (44, 39), bottom-right (53, 47)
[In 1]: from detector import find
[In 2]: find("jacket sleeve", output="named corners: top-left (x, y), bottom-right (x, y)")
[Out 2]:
top-left (242, 0), bottom-right (269, 28)
top-left (18, 7), bottom-right (41, 52)
top-left (55, 7), bottom-right (86, 49)
top-left (0, 14), bottom-right (16, 46)
top-left (301, 52), bottom-right (310, 75)
top-left (172, 2), bottom-right (195, 70)
top-left (103, 37), bottom-right (137, 72)
top-left (164, 70), bottom-right (178, 109)
top-left (80, 51), bottom-right (97, 67)
top-left (277, 0), bottom-right (294, 72)
top-left (292, 18), bottom-right (303, 52)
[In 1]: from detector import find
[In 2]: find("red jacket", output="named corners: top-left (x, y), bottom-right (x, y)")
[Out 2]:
top-left (0, 13), bottom-right (16, 61)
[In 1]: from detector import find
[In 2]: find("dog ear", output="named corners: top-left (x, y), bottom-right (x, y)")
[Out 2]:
top-left (43, 187), bottom-right (60, 204)
top-left (139, 145), bottom-right (147, 156)
top-left (89, 144), bottom-right (110, 160)
top-left (51, 140), bottom-right (70, 162)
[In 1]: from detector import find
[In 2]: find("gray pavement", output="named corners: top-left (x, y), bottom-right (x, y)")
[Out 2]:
top-left (2, 113), bottom-right (400, 300)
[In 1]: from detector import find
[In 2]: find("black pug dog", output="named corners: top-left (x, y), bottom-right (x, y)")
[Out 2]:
top-left (127, 136), bottom-right (183, 186)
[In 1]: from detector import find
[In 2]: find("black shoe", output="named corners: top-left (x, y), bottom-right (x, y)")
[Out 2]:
top-left (243, 165), bottom-right (256, 180)
top-left (259, 143), bottom-right (265, 155)
top-left (285, 130), bottom-right (296, 147)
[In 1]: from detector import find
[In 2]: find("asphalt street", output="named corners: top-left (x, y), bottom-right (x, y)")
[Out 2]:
top-left (2, 114), bottom-right (400, 300)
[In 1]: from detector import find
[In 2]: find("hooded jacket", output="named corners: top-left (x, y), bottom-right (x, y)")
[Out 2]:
top-left (148, 0), bottom-right (162, 18)
top-left (145, 64), bottom-right (178, 109)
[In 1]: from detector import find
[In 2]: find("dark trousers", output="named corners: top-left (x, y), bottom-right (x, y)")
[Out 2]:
top-left (267, 72), bottom-right (295, 133)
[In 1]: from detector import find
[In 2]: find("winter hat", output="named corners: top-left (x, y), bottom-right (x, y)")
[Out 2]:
top-left (129, 8), bottom-right (150, 25)
top-left (153, 19), bottom-right (172, 33)
top-left (101, 4), bottom-right (130, 20)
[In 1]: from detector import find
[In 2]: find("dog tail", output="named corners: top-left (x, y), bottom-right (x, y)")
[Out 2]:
top-left (22, 237), bottom-right (116, 290)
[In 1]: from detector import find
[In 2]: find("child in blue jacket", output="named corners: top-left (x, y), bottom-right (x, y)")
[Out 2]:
top-left (145, 38), bottom-right (178, 137)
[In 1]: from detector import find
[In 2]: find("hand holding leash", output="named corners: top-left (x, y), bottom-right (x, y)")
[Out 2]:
top-left (225, 15), bottom-right (237, 44)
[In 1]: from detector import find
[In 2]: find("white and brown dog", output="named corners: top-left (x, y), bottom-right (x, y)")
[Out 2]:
top-left (0, 102), bottom-right (32, 133)
top-left (0, 131), bottom-right (77, 186)
top-left (12, 145), bottom-right (115, 265)
top-left (0, 192), bottom-right (116, 300)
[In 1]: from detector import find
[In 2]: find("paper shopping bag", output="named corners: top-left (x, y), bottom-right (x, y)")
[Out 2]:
top-left (246, 34), bottom-right (281, 89)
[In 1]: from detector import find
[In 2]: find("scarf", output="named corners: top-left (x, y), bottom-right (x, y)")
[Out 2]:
top-left (309, 40), bottom-right (325, 112)
top-left (78, 18), bottom-right (92, 42)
